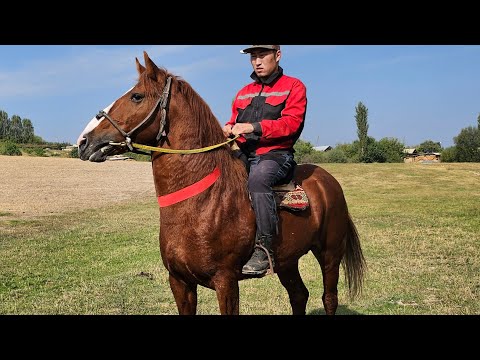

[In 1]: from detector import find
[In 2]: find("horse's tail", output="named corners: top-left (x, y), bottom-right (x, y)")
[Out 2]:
top-left (342, 213), bottom-right (367, 300)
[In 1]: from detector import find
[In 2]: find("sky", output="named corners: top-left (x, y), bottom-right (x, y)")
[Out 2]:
top-left (0, 45), bottom-right (479, 149)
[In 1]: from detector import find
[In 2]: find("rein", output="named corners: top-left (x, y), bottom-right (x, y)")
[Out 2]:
top-left (113, 136), bottom-right (239, 154)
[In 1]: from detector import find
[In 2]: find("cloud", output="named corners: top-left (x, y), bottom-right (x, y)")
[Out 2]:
top-left (0, 45), bottom-right (198, 97)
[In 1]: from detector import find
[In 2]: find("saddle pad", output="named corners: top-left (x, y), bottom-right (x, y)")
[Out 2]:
top-left (274, 184), bottom-right (309, 211)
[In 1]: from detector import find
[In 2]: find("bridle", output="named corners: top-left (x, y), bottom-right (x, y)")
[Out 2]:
top-left (96, 75), bottom-right (237, 155)
top-left (96, 76), bottom-right (172, 153)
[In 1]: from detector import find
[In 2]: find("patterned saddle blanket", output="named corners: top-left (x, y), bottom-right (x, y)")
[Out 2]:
top-left (273, 182), bottom-right (309, 212)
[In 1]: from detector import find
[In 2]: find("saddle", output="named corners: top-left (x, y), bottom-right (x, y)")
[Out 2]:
top-left (272, 163), bottom-right (309, 212)
top-left (273, 181), bottom-right (309, 211)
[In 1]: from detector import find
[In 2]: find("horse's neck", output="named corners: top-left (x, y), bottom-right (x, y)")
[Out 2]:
top-left (150, 90), bottom-right (249, 206)
top-left (151, 150), bottom-right (249, 210)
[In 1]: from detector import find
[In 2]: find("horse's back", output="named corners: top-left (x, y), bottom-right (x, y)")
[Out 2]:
top-left (294, 163), bottom-right (346, 204)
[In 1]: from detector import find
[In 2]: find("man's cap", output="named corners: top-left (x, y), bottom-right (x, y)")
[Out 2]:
top-left (240, 45), bottom-right (281, 54)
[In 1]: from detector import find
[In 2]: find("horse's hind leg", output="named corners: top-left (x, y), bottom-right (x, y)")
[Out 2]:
top-left (277, 263), bottom-right (309, 315)
top-left (311, 248), bottom-right (341, 315)
top-left (168, 274), bottom-right (198, 315)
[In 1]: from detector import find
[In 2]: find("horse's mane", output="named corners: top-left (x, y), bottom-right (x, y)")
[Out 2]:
top-left (139, 67), bottom-right (248, 190)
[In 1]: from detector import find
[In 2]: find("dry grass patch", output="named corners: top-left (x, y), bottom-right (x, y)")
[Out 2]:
top-left (1, 160), bottom-right (479, 314)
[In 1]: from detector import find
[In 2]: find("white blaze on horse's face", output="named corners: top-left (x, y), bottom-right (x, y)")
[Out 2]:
top-left (76, 86), bottom-right (134, 146)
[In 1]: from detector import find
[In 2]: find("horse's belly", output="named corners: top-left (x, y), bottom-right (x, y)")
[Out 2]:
top-left (161, 243), bottom-right (216, 286)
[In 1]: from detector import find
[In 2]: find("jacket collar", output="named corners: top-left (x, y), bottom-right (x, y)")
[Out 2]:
top-left (250, 66), bottom-right (283, 85)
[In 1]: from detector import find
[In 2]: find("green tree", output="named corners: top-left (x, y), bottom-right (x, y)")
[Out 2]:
top-left (441, 146), bottom-right (457, 162)
top-left (21, 118), bottom-right (35, 143)
top-left (336, 142), bottom-right (360, 162)
top-left (363, 136), bottom-right (386, 163)
top-left (0, 110), bottom-right (8, 139)
top-left (293, 139), bottom-right (314, 164)
top-left (10, 115), bottom-right (23, 142)
top-left (477, 113), bottom-right (480, 130)
top-left (32, 135), bottom-right (45, 144)
top-left (417, 140), bottom-right (443, 153)
top-left (454, 126), bottom-right (480, 162)
top-left (377, 137), bottom-right (405, 163)
top-left (355, 102), bottom-right (369, 161)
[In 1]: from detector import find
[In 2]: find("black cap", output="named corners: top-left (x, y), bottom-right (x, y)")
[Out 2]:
top-left (240, 45), bottom-right (281, 54)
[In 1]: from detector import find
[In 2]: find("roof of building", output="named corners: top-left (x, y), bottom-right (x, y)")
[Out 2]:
top-left (313, 145), bottom-right (332, 152)
top-left (403, 148), bottom-right (417, 154)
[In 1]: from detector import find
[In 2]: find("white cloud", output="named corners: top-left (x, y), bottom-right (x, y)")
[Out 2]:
top-left (0, 45), bottom-right (199, 97)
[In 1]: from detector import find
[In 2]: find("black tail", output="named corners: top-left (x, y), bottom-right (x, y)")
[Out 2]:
top-left (342, 213), bottom-right (367, 300)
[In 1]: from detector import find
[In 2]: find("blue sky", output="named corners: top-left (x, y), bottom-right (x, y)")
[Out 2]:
top-left (0, 45), bottom-right (479, 148)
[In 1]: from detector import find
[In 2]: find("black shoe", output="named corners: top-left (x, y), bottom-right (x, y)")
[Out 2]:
top-left (242, 247), bottom-right (271, 275)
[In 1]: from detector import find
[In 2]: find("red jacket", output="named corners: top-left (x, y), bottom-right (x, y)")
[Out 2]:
top-left (226, 67), bottom-right (307, 156)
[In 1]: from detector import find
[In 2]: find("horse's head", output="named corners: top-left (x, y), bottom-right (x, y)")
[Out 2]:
top-left (77, 51), bottom-right (170, 162)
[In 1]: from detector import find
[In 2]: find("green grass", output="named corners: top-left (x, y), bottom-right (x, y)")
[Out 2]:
top-left (1, 162), bottom-right (479, 314)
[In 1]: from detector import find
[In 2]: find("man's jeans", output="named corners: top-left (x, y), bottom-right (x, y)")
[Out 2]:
top-left (247, 152), bottom-right (296, 237)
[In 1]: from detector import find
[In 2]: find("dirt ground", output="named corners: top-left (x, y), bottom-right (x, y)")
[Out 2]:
top-left (0, 155), bottom-right (155, 220)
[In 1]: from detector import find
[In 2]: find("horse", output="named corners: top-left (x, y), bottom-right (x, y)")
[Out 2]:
top-left (77, 51), bottom-right (366, 315)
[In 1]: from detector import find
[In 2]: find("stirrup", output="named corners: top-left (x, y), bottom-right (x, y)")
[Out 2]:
top-left (254, 243), bottom-right (275, 275)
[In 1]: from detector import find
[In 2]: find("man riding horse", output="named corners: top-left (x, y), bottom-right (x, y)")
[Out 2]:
top-left (222, 45), bottom-right (308, 276)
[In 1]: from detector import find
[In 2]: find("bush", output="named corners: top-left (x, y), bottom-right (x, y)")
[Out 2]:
top-left (324, 148), bottom-right (348, 163)
top-left (300, 151), bottom-right (326, 164)
top-left (293, 139), bottom-right (315, 163)
top-left (0, 140), bottom-right (22, 156)
top-left (23, 147), bottom-right (47, 157)
top-left (441, 146), bottom-right (457, 162)
top-left (70, 147), bottom-right (79, 158)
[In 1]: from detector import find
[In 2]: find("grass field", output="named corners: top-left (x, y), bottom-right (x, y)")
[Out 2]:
top-left (1, 160), bottom-right (479, 315)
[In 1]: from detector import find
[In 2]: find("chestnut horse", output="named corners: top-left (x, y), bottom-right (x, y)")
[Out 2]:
top-left (77, 51), bottom-right (366, 315)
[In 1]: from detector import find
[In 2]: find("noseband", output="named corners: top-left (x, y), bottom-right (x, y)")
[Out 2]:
top-left (96, 76), bottom-right (173, 152)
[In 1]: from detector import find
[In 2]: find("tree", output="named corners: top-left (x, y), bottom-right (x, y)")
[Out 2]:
top-left (0, 110), bottom-right (8, 139)
top-left (355, 102), bottom-right (369, 161)
top-left (477, 113), bottom-right (480, 130)
top-left (363, 136), bottom-right (386, 163)
top-left (293, 139), bottom-right (314, 163)
top-left (441, 146), bottom-right (457, 162)
top-left (336, 142), bottom-right (360, 162)
top-left (377, 137), bottom-right (405, 163)
top-left (417, 140), bottom-right (443, 154)
top-left (21, 119), bottom-right (35, 143)
top-left (454, 126), bottom-right (480, 162)
top-left (9, 115), bottom-right (23, 143)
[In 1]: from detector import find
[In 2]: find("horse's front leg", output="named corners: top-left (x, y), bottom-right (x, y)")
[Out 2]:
top-left (168, 273), bottom-right (198, 315)
top-left (213, 272), bottom-right (240, 315)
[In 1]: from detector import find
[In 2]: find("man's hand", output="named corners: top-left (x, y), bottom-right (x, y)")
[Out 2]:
top-left (222, 124), bottom-right (233, 138)
top-left (231, 123), bottom-right (254, 136)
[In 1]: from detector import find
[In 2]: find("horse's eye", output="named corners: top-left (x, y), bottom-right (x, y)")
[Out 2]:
top-left (131, 93), bottom-right (145, 103)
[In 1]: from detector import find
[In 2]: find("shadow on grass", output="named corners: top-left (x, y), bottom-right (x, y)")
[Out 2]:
top-left (308, 305), bottom-right (362, 315)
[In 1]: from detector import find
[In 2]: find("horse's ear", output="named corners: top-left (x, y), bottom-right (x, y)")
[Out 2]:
top-left (136, 57), bottom-right (146, 75)
top-left (143, 51), bottom-right (159, 81)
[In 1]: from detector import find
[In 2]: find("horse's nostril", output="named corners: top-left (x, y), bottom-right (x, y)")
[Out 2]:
top-left (78, 138), bottom-right (87, 151)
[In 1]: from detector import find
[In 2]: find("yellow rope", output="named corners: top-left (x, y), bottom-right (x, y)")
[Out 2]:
top-left (131, 135), bottom-right (239, 154)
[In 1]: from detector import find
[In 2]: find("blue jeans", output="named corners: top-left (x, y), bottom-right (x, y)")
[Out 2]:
top-left (247, 152), bottom-right (296, 238)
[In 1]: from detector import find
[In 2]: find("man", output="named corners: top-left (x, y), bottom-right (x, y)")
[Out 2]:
top-left (223, 45), bottom-right (308, 275)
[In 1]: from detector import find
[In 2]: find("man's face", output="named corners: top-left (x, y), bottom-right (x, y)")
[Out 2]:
top-left (249, 48), bottom-right (281, 79)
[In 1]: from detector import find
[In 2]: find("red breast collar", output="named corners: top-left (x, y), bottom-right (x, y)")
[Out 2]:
top-left (157, 166), bottom-right (220, 208)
